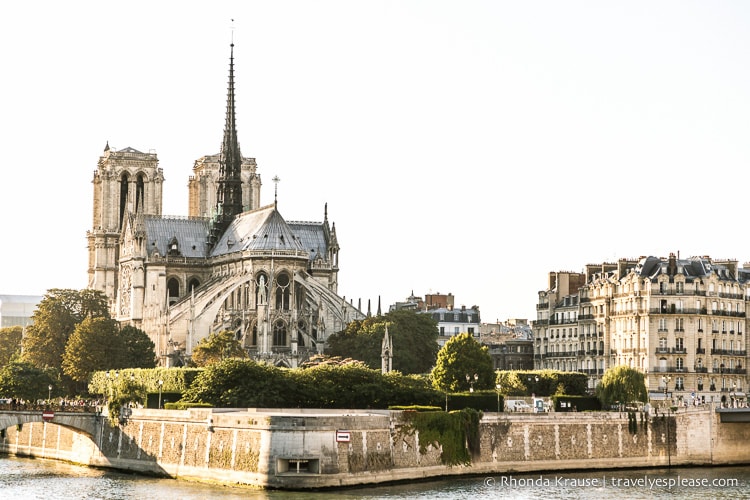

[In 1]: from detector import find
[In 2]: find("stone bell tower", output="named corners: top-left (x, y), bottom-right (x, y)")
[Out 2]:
top-left (87, 144), bottom-right (164, 300)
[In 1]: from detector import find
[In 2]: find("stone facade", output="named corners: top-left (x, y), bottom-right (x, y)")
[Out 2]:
top-left (85, 44), bottom-right (364, 368)
top-left (535, 254), bottom-right (750, 403)
top-left (1, 407), bottom-right (749, 490)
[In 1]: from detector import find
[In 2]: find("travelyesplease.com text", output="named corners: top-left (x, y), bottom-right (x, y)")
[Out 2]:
top-left (485, 474), bottom-right (739, 489)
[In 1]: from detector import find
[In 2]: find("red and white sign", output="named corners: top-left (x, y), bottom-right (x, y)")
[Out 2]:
top-left (42, 411), bottom-right (54, 422)
top-left (336, 430), bottom-right (351, 442)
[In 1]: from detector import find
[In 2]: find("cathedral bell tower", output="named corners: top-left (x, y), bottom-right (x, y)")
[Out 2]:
top-left (87, 144), bottom-right (164, 300)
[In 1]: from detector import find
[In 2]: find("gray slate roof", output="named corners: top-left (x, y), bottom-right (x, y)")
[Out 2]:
top-left (289, 221), bottom-right (328, 260)
top-left (209, 204), bottom-right (325, 258)
top-left (144, 216), bottom-right (211, 258)
top-left (142, 205), bottom-right (329, 260)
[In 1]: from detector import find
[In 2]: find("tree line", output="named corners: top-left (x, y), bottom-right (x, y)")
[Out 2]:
top-left (0, 289), bottom-right (156, 400)
top-left (0, 288), bottom-right (649, 409)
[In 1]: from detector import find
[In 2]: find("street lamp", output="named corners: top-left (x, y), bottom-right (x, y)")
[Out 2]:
top-left (496, 384), bottom-right (503, 413)
top-left (157, 379), bottom-right (164, 409)
top-left (466, 373), bottom-right (478, 393)
top-left (48, 384), bottom-right (52, 404)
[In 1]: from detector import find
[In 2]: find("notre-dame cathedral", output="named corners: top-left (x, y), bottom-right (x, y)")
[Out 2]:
top-left (86, 43), bottom-right (364, 367)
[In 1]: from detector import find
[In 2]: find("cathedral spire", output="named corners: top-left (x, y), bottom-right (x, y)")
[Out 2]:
top-left (213, 41), bottom-right (244, 236)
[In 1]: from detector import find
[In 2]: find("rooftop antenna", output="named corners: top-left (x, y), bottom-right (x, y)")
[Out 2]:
top-left (272, 175), bottom-right (280, 207)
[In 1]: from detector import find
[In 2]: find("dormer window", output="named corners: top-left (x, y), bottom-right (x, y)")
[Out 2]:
top-left (168, 236), bottom-right (180, 256)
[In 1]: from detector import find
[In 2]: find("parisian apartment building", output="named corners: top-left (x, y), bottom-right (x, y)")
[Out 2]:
top-left (534, 253), bottom-right (749, 406)
top-left (390, 292), bottom-right (481, 346)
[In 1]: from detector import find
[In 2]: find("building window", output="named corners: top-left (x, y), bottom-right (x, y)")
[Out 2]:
top-left (273, 320), bottom-right (287, 346)
top-left (675, 377), bottom-right (684, 391)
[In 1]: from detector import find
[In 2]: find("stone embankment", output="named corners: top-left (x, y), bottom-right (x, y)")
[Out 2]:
top-left (1, 407), bottom-right (748, 489)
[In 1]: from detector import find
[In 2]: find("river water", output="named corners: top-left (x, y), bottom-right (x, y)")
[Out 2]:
top-left (1, 455), bottom-right (749, 499)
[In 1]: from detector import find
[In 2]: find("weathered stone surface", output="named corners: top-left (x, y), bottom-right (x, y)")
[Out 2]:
top-left (1, 408), bottom-right (748, 490)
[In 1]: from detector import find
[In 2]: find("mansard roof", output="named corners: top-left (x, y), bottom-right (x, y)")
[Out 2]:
top-left (630, 255), bottom-right (738, 282)
top-left (143, 215), bottom-right (211, 258)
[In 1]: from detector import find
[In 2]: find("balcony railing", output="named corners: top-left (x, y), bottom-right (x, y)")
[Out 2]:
top-left (652, 366), bottom-right (687, 373)
top-left (711, 349), bottom-right (747, 356)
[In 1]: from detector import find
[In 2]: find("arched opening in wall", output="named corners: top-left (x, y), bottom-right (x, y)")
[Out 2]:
top-left (119, 172), bottom-right (130, 230)
top-left (188, 278), bottom-right (200, 293)
top-left (273, 320), bottom-right (287, 346)
top-left (275, 272), bottom-right (291, 310)
top-left (255, 272), bottom-right (269, 305)
top-left (251, 322), bottom-right (258, 347)
top-left (135, 173), bottom-right (146, 213)
top-left (167, 277), bottom-right (180, 305)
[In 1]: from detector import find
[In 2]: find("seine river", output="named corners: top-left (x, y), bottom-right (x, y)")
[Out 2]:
top-left (1, 456), bottom-right (749, 499)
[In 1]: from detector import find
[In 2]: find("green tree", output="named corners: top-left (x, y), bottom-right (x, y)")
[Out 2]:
top-left (61, 319), bottom-right (157, 383)
top-left (0, 326), bottom-right (23, 366)
top-left (326, 310), bottom-right (439, 374)
top-left (0, 360), bottom-right (56, 401)
top-left (181, 358), bottom-right (290, 407)
top-left (22, 288), bottom-right (110, 370)
top-left (191, 330), bottom-right (247, 367)
top-left (430, 333), bottom-right (494, 393)
top-left (62, 317), bottom-right (123, 382)
top-left (596, 365), bottom-right (648, 406)
top-left (118, 325), bottom-right (157, 369)
top-left (325, 318), bottom-right (381, 367)
top-left (387, 309), bottom-right (439, 374)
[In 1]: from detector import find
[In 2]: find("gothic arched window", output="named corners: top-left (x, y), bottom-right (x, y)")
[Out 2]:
top-left (135, 173), bottom-right (146, 213)
top-left (273, 320), bottom-right (287, 346)
top-left (119, 173), bottom-right (130, 229)
top-left (275, 272), bottom-right (291, 310)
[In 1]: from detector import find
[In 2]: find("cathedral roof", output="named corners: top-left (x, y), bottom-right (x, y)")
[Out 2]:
top-left (209, 204), bottom-right (308, 257)
top-left (289, 221), bottom-right (329, 260)
top-left (143, 216), bottom-right (211, 258)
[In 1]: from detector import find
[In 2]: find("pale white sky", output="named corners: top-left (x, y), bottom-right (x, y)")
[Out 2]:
top-left (2, 1), bottom-right (750, 323)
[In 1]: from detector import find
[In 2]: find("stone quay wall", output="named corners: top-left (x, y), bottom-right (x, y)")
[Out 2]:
top-left (1, 407), bottom-right (749, 490)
